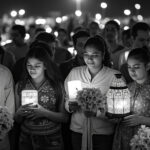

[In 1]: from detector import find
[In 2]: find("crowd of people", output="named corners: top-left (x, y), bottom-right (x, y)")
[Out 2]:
top-left (0, 18), bottom-right (150, 150)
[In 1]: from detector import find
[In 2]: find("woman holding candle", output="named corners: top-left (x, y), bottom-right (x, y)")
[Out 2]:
top-left (113, 47), bottom-right (150, 150)
top-left (64, 35), bottom-right (119, 150)
top-left (14, 42), bottom-right (68, 150)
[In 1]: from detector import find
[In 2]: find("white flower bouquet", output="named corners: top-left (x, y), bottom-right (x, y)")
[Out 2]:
top-left (76, 88), bottom-right (106, 112)
top-left (0, 106), bottom-right (14, 140)
top-left (130, 125), bottom-right (150, 150)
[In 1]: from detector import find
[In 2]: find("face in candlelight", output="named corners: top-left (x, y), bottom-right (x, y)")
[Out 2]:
top-left (84, 46), bottom-right (103, 70)
top-left (127, 58), bottom-right (148, 83)
top-left (84, 36), bottom-right (107, 74)
top-left (27, 58), bottom-right (46, 81)
top-left (127, 48), bottom-right (150, 84)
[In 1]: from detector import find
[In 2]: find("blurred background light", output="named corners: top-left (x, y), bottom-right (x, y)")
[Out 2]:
top-left (18, 9), bottom-right (25, 16)
top-left (56, 17), bottom-right (62, 23)
top-left (10, 10), bottom-right (17, 17)
top-left (135, 4), bottom-right (141, 10)
top-left (15, 19), bottom-right (25, 25)
top-left (124, 9), bottom-right (131, 16)
top-left (100, 2), bottom-right (108, 9)
top-left (114, 19), bottom-right (121, 25)
top-left (25, 33), bottom-right (30, 41)
top-left (75, 10), bottom-right (82, 17)
top-left (137, 15), bottom-right (143, 21)
top-left (62, 16), bottom-right (68, 22)
top-left (54, 31), bottom-right (58, 37)
top-left (123, 26), bottom-right (129, 30)
top-left (35, 18), bottom-right (46, 25)
top-left (45, 26), bottom-right (52, 33)
top-left (95, 13), bottom-right (102, 20)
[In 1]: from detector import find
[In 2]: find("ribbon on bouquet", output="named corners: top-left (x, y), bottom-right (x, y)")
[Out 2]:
top-left (81, 117), bottom-right (93, 150)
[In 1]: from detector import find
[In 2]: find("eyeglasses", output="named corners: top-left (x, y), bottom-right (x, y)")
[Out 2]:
top-left (83, 53), bottom-right (101, 59)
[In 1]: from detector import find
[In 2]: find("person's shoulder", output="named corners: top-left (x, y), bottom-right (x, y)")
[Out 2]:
top-left (65, 66), bottom-right (86, 81)
top-left (72, 65), bottom-right (85, 70)
top-left (0, 64), bottom-right (12, 76)
top-left (70, 65), bottom-right (86, 73)
top-left (0, 64), bottom-right (10, 71)
top-left (104, 66), bottom-right (120, 74)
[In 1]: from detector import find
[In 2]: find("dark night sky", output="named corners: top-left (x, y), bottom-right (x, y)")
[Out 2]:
top-left (0, 0), bottom-right (149, 18)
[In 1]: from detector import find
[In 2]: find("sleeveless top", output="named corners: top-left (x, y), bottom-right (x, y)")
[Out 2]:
top-left (18, 79), bottom-right (61, 135)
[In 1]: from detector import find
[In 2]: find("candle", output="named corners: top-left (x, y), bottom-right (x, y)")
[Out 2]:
top-left (68, 80), bottom-right (82, 101)
top-left (21, 90), bottom-right (38, 105)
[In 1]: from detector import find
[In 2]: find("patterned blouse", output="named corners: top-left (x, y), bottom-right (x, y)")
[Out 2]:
top-left (112, 79), bottom-right (150, 150)
top-left (18, 79), bottom-right (61, 135)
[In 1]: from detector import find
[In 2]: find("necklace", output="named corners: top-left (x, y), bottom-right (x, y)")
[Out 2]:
top-left (30, 78), bottom-right (46, 90)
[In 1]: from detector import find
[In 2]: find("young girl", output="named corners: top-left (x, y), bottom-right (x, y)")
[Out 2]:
top-left (113, 47), bottom-right (150, 150)
top-left (64, 35), bottom-right (119, 150)
top-left (14, 43), bottom-right (68, 150)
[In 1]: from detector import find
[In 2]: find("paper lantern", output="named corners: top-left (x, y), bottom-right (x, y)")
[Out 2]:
top-left (106, 74), bottom-right (131, 118)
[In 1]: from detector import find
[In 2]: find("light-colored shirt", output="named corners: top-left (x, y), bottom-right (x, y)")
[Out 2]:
top-left (0, 64), bottom-right (15, 115)
top-left (64, 66), bottom-right (119, 135)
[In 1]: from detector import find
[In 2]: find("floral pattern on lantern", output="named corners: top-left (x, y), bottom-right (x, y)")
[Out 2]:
top-left (106, 74), bottom-right (131, 118)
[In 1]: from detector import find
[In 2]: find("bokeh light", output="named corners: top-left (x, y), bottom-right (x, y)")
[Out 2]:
top-left (100, 2), bottom-right (107, 9)
top-left (10, 10), bottom-right (17, 17)
top-left (124, 9), bottom-right (131, 16)
top-left (75, 10), bottom-right (82, 17)
top-left (135, 4), bottom-right (141, 10)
